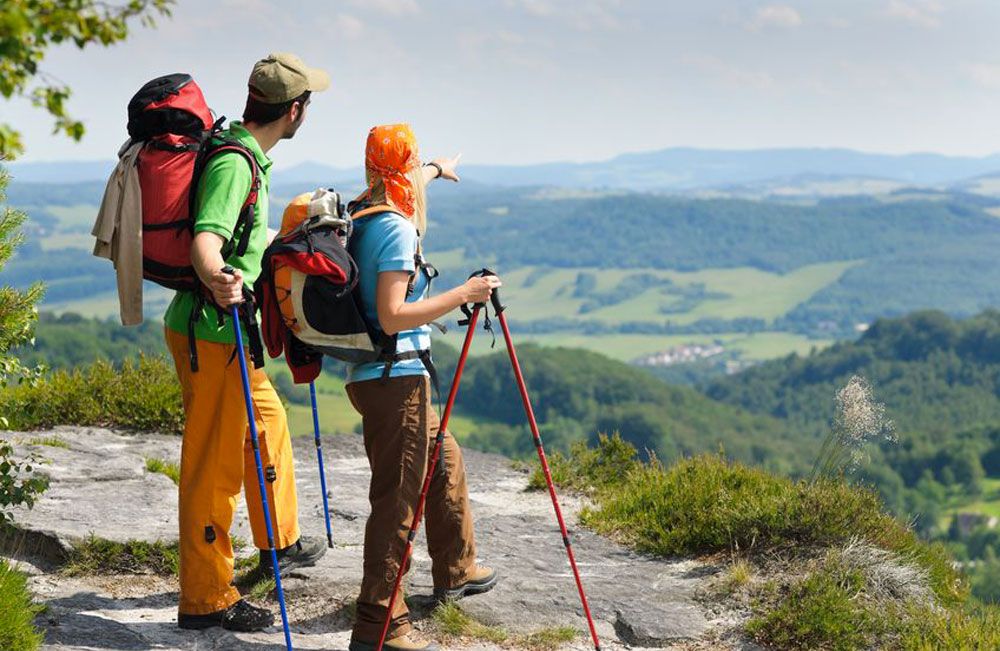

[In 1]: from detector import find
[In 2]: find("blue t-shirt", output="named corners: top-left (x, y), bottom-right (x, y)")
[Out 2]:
top-left (346, 211), bottom-right (432, 384)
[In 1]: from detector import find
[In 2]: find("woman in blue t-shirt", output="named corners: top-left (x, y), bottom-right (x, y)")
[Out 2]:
top-left (344, 124), bottom-right (502, 651)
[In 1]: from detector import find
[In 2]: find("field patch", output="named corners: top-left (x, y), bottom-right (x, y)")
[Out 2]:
top-left (428, 249), bottom-right (858, 327)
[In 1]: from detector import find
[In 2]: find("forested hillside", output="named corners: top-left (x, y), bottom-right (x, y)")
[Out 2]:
top-left (439, 344), bottom-right (807, 473)
top-left (22, 311), bottom-right (805, 474)
top-left (9, 182), bottom-right (1000, 345)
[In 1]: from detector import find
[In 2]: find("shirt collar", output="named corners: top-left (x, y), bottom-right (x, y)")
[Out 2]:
top-left (228, 121), bottom-right (273, 172)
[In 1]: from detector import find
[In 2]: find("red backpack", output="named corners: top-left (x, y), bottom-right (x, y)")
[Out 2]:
top-left (127, 73), bottom-right (260, 291)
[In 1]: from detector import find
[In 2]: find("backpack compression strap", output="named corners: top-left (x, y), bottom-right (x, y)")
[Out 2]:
top-left (185, 137), bottom-right (262, 372)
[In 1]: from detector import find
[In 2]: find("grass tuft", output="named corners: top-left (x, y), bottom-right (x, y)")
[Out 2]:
top-left (431, 602), bottom-right (578, 648)
top-left (63, 535), bottom-right (179, 576)
top-left (431, 601), bottom-right (508, 643)
top-left (518, 625), bottom-right (578, 649)
top-left (722, 558), bottom-right (753, 593)
top-left (144, 457), bottom-right (180, 486)
top-left (26, 436), bottom-right (68, 449)
top-left (247, 576), bottom-right (276, 602)
top-left (0, 559), bottom-right (42, 651)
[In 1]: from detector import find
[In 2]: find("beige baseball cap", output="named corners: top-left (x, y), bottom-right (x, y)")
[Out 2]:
top-left (248, 52), bottom-right (330, 103)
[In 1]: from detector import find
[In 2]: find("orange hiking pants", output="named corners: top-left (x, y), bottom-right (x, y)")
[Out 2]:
top-left (165, 327), bottom-right (300, 615)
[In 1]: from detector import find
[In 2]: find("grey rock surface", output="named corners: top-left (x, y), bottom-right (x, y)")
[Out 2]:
top-left (2, 427), bottom-right (731, 650)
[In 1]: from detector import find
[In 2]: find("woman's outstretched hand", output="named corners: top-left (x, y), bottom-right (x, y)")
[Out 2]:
top-left (462, 274), bottom-right (502, 304)
top-left (431, 153), bottom-right (462, 182)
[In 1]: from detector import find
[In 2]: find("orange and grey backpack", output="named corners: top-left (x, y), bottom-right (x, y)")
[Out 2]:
top-left (255, 190), bottom-right (439, 386)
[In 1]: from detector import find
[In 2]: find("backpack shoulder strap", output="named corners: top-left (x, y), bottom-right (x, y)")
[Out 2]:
top-left (349, 203), bottom-right (394, 221)
top-left (190, 136), bottom-right (262, 258)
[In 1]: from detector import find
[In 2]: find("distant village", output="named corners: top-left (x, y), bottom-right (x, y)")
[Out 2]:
top-left (632, 343), bottom-right (726, 367)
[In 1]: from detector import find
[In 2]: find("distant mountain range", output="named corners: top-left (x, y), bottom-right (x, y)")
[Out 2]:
top-left (10, 147), bottom-right (1000, 193)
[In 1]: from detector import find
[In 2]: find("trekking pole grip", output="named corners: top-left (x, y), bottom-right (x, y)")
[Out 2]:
top-left (470, 267), bottom-right (505, 314)
top-left (220, 264), bottom-right (246, 308)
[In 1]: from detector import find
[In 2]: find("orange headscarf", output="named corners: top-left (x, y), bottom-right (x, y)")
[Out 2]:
top-left (364, 123), bottom-right (421, 217)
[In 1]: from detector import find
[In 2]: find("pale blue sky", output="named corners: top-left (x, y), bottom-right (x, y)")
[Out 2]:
top-left (7, 0), bottom-right (1000, 168)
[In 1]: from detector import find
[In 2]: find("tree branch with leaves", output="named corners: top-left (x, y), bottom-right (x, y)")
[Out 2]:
top-left (0, 0), bottom-right (174, 160)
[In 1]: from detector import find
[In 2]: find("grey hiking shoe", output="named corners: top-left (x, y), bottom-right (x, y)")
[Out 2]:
top-left (433, 565), bottom-right (498, 602)
top-left (348, 634), bottom-right (441, 651)
top-left (259, 535), bottom-right (327, 574)
top-left (177, 599), bottom-right (274, 632)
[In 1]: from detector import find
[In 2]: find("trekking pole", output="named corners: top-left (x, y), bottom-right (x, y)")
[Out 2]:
top-left (376, 305), bottom-right (483, 651)
top-left (223, 265), bottom-right (293, 651)
top-left (309, 381), bottom-right (334, 548)
top-left (488, 277), bottom-right (602, 651)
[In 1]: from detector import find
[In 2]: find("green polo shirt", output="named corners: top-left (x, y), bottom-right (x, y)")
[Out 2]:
top-left (163, 122), bottom-right (272, 344)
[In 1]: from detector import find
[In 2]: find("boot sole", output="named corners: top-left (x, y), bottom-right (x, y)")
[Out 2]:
top-left (177, 616), bottom-right (222, 630)
top-left (348, 641), bottom-right (440, 651)
top-left (177, 615), bottom-right (274, 633)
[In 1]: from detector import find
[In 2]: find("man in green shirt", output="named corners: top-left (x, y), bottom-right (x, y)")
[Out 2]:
top-left (163, 53), bottom-right (330, 632)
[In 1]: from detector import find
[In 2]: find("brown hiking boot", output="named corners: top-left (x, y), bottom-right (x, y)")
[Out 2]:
top-left (433, 565), bottom-right (499, 602)
top-left (348, 633), bottom-right (441, 651)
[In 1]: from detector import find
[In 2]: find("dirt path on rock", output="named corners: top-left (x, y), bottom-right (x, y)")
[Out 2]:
top-left (2, 427), bottom-right (734, 650)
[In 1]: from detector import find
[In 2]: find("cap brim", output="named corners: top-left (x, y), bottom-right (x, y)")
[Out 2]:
top-left (306, 67), bottom-right (331, 93)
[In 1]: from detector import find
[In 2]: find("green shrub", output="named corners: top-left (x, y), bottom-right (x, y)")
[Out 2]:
top-left (899, 604), bottom-right (1000, 650)
top-left (1, 356), bottom-right (183, 434)
top-left (529, 432), bottom-right (640, 493)
top-left (573, 449), bottom-right (963, 605)
top-left (63, 536), bottom-right (179, 576)
top-left (748, 558), bottom-right (1000, 651)
top-left (0, 441), bottom-right (48, 525)
top-left (0, 170), bottom-right (48, 529)
top-left (0, 558), bottom-right (42, 651)
top-left (747, 565), bottom-right (881, 650)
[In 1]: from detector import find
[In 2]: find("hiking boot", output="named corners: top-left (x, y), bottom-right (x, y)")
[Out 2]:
top-left (259, 535), bottom-right (327, 574)
top-left (433, 565), bottom-right (498, 602)
top-left (348, 634), bottom-right (441, 651)
top-left (177, 599), bottom-right (275, 632)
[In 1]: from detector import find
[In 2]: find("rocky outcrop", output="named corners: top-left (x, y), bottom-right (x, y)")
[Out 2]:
top-left (1, 427), bottom-right (730, 650)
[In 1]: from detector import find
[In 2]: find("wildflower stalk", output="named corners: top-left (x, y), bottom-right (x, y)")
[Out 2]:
top-left (811, 375), bottom-right (895, 483)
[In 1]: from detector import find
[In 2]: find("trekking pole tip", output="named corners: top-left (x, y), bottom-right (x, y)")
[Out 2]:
top-left (326, 533), bottom-right (334, 548)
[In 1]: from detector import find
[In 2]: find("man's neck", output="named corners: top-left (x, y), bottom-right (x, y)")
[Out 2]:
top-left (242, 121), bottom-right (283, 154)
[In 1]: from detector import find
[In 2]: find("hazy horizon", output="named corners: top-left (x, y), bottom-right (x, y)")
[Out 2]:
top-left (13, 143), bottom-right (1000, 173)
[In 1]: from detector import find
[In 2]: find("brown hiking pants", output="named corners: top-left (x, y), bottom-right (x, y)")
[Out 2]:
top-left (346, 374), bottom-right (477, 642)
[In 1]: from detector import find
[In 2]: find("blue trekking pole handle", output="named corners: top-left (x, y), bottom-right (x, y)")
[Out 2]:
top-left (309, 381), bottom-right (334, 548)
top-left (222, 265), bottom-right (293, 651)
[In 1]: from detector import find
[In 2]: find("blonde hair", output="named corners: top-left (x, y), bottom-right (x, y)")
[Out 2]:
top-left (406, 166), bottom-right (428, 238)
top-left (364, 170), bottom-right (427, 238)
